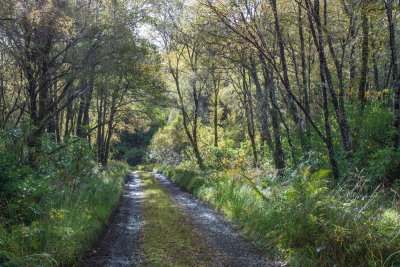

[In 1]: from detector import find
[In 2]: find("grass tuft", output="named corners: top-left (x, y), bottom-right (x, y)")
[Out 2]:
top-left (0, 161), bottom-right (130, 266)
top-left (140, 172), bottom-right (212, 266)
top-left (159, 166), bottom-right (400, 266)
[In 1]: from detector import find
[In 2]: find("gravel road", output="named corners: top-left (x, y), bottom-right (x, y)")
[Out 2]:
top-left (80, 172), bottom-right (145, 267)
top-left (153, 172), bottom-right (276, 267)
top-left (81, 172), bottom-right (277, 267)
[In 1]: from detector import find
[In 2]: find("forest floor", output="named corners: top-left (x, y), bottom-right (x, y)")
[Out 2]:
top-left (81, 171), bottom-right (276, 267)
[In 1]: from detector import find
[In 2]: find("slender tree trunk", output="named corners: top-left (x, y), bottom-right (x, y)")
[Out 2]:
top-left (321, 72), bottom-right (340, 180)
top-left (76, 79), bottom-right (87, 137)
top-left (298, 2), bottom-right (312, 153)
top-left (249, 54), bottom-right (274, 153)
top-left (170, 63), bottom-right (205, 169)
top-left (270, 0), bottom-right (307, 155)
top-left (243, 69), bottom-right (258, 167)
top-left (191, 77), bottom-right (205, 169)
top-left (372, 37), bottom-right (380, 91)
top-left (0, 52), bottom-right (4, 127)
top-left (358, 6), bottom-right (369, 112)
top-left (77, 49), bottom-right (96, 139)
top-left (96, 95), bottom-right (103, 162)
top-left (324, 6), bottom-right (347, 136)
top-left (385, 1), bottom-right (400, 149)
top-left (103, 94), bottom-right (117, 166)
top-left (213, 78), bottom-right (219, 148)
top-left (262, 61), bottom-right (285, 170)
top-left (349, 8), bottom-right (357, 94)
top-left (47, 78), bottom-right (57, 138)
top-left (100, 91), bottom-right (107, 164)
top-left (64, 99), bottom-right (72, 139)
top-left (305, 0), bottom-right (340, 179)
top-left (277, 104), bottom-right (296, 163)
top-left (306, 0), bottom-right (352, 155)
top-left (83, 71), bottom-right (95, 133)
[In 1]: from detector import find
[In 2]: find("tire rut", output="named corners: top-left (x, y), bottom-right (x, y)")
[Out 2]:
top-left (80, 172), bottom-right (145, 267)
top-left (152, 172), bottom-right (278, 267)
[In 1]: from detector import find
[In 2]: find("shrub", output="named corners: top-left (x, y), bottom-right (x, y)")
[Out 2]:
top-left (162, 166), bottom-right (400, 266)
top-left (148, 115), bottom-right (187, 166)
top-left (160, 167), bottom-right (207, 193)
top-left (0, 125), bottom-right (130, 266)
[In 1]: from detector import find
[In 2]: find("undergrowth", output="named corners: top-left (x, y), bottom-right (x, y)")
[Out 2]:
top-left (0, 161), bottom-right (128, 267)
top-left (0, 128), bottom-right (130, 266)
top-left (160, 166), bottom-right (400, 266)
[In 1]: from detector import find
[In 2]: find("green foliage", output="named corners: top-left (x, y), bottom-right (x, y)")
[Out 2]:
top-left (114, 124), bottom-right (161, 166)
top-left (148, 115), bottom-right (187, 166)
top-left (364, 148), bottom-right (400, 187)
top-left (0, 127), bottom-right (129, 266)
top-left (345, 102), bottom-right (400, 189)
top-left (0, 127), bottom-right (96, 225)
top-left (161, 167), bottom-right (207, 193)
top-left (161, 166), bottom-right (400, 266)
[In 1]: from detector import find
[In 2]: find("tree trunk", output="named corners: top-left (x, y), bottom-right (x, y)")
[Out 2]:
top-left (96, 95), bottom-right (104, 163)
top-left (349, 7), bottom-right (357, 95)
top-left (372, 37), bottom-right (380, 91)
top-left (103, 95), bottom-right (117, 166)
top-left (385, 1), bottom-right (400, 149)
top-left (76, 79), bottom-right (87, 137)
top-left (305, 0), bottom-right (340, 179)
top-left (47, 78), bottom-right (58, 138)
top-left (77, 49), bottom-right (96, 139)
top-left (297, 2), bottom-right (312, 153)
top-left (321, 72), bottom-right (340, 180)
top-left (270, 0), bottom-right (307, 155)
top-left (213, 78), bottom-right (219, 148)
top-left (358, 6), bottom-right (369, 112)
top-left (191, 79), bottom-right (205, 169)
top-left (170, 62), bottom-right (205, 169)
top-left (249, 54), bottom-right (274, 153)
top-left (262, 60), bottom-right (285, 170)
top-left (64, 99), bottom-right (73, 139)
top-left (305, 0), bottom-right (352, 155)
top-left (242, 68), bottom-right (258, 167)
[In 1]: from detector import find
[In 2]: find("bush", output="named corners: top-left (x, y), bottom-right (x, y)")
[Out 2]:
top-left (0, 126), bottom-right (130, 266)
top-left (365, 148), bottom-right (400, 187)
top-left (162, 166), bottom-right (400, 266)
top-left (148, 115), bottom-right (187, 166)
top-left (160, 167), bottom-right (207, 193)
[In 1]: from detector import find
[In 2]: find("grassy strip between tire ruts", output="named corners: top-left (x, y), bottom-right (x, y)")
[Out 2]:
top-left (139, 172), bottom-right (213, 266)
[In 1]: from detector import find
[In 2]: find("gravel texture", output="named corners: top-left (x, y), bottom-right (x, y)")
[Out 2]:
top-left (152, 172), bottom-right (278, 267)
top-left (81, 171), bottom-right (278, 267)
top-left (80, 172), bottom-right (145, 267)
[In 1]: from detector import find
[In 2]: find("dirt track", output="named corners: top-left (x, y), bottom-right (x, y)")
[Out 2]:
top-left (80, 173), bottom-right (145, 266)
top-left (82, 172), bottom-right (276, 267)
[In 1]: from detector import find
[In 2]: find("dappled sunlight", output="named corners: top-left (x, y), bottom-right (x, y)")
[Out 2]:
top-left (1, 0), bottom-right (400, 266)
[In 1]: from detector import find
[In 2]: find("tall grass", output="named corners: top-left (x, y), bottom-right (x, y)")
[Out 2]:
top-left (0, 161), bottom-right (129, 267)
top-left (160, 167), bottom-right (400, 266)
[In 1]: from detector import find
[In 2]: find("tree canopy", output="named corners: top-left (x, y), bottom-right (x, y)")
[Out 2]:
top-left (1, 0), bottom-right (400, 266)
